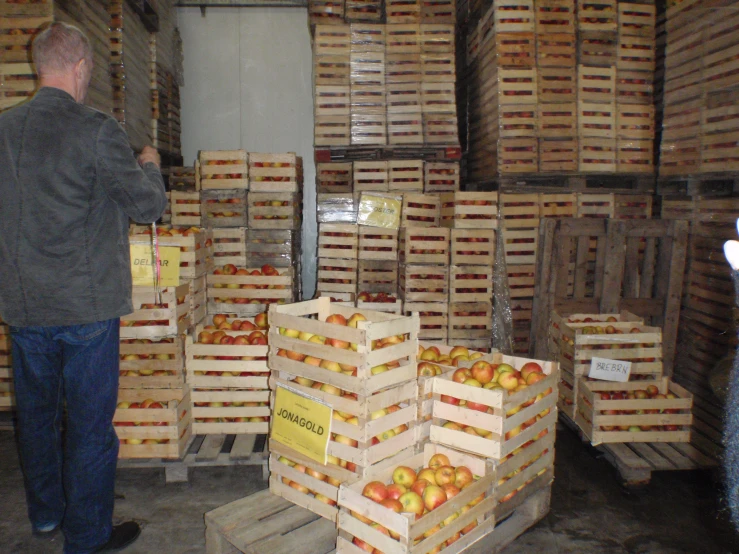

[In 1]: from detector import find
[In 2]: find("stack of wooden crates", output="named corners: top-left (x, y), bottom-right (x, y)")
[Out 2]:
top-left (0, 317), bottom-right (12, 412)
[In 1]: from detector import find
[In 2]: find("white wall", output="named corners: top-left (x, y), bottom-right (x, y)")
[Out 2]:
top-left (178, 7), bottom-right (317, 296)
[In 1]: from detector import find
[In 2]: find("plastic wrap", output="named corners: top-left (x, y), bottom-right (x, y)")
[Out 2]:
top-left (317, 193), bottom-right (358, 223)
top-left (492, 227), bottom-right (514, 354)
top-left (350, 24), bottom-right (386, 51)
top-left (357, 192), bottom-right (403, 229)
top-left (245, 229), bottom-right (299, 268)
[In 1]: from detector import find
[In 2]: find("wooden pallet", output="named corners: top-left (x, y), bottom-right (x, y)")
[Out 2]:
top-left (657, 174), bottom-right (739, 197)
top-left (117, 433), bottom-right (268, 484)
top-left (560, 413), bottom-right (718, 487)
top-left (314, 144), bottom-right (462, 163)
top-left (466, 172), bottom-right (654, 193)
top-left (205, 490), bottom-right (337, 554)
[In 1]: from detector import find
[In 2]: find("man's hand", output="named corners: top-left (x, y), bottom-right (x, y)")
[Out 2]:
top-left (724, 218), bottom-right (739, 270)
top-left (138, 146), bottom-right (161, 168)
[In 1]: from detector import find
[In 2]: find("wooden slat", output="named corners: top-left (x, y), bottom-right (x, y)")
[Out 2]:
top-left (196, 434), bottom-right (226, 461)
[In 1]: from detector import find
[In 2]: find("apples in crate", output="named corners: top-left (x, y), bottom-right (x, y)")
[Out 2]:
top-left (208, 263), bottom-right (292, 306)
top-left (417, 343), bottom-right (486, 368)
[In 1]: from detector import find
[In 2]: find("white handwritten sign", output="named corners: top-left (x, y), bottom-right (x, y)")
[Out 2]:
top-left (588, 357), bottom-right (632, 382)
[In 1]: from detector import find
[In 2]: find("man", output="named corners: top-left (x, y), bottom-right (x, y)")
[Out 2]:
top-left (0, 23), bottom-right (167, 553)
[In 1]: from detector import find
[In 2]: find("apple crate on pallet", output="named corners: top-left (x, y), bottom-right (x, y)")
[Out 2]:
top-left (450, 229), bottom-right (496, 267)
top-left (539, 102), bottom-right (577, 138)
top-left (401, 193), bottom-right (441, 228)
top-left (128, 226), bottom-right (210, 281)
top-left (315, 24), bottom-right (351, 54)
top-left (317, 258), bottom-right (359, 297)
top-left (120, 283), bottom-right (191, 340)
top-left (575, 377), bottom-right (693, 446)
top-left (420, 23), bottom-right (454, 49)
top-left (206, 267), bottom-right (294, 316)
top-left (449, 266), bottom-right (494, 303)
top-left (337, 443), bottom-right (497, 554)
top-left (423, 112), bottom-right (458, 146)
top-left (579, 139), bottom-right (617, 173)
top-left (353, 161), bottom-right (389, 192)
top-left (191, 389), bottom-right (270, 435)
top-left (318, 223), bottom-right (359, 259)
top-left (539, 68), bottom-right (576, 104)
top-left (424, 162), bottom-right (459, 193)
top-left (200, 189), bottom-right (248, 227)
top-left (119, 337), bottom-right (185, 389)
top-left (618, 2), bottom-right (654, 37)
top-left (249, 153), bottom-right (302, 193)
top-left (210, 228), bottom-right (247, 267)
top-left (439, 192), bottom-right (498, 229)
top-left (617, 35), bottom-right (655, 73)
top-left (309, 0), bottom-right (345, 25)
top-left (247, 192), bottom-right (301, 230)
top-left (535, 0), bottom-right (575, 34)
top-left (358, 226), bottom-right (399, 261)
top-left (386, 82), bottom-right (422, 114)
top-left (345, 0), bottom-right (382, 21)
top-left (539, 138), bottom-right (578, 172)
top-left (429, 353), bottom-right (557, 460)
top-left (170, 190), bottom-right (202, 227)
top-left (578, 102), bottom-right (616, 138)
top-left (317, 162), bottom-right (353, 193)
top-left (577, 0), bottom-right (616, 31)
top-left (616, 70), bottom-right (652, 105)
top-left (268, 439), bottom-right (358, 523)
top-left (316, 115), bottom-right (352, 147)
top-left (537, 33), bottom-right (577, 68)
top-left (386, 0), bottom-right (421, 24)
top-left (386, 24), bottom-right (421, 55)
top-left (539, 193), bottom-right (577, 219)
top-left (388, 160), bottom-right (424, 192)
top-left (114, 388), bottom-right (192, 459)
top-left (268, 297), bottom-right (419, 396)
top-left (358, 260), bottom-right (398, 295)
top-left (399, 264), bottom-right (449, 303)
top-left (198, 150), bottom-right (248, 190)
top-left (399, 227), bottom-right (450, 265)
top-left (617, 140), bottom-right (653, 174)
top-left (448, 302), bottom-right (493, 344)
top-left (315, 54), bottom-right (351, 86)
top-left (245, 229), bottom-right (299, 268)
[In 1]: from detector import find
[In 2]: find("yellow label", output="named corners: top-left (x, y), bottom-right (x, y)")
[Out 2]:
top-left (271, 384), bottom-right (333, 465)
top-left (130, 245), bottom-right (181, 287)
top-left (357, 194), bottom-right (402, 229)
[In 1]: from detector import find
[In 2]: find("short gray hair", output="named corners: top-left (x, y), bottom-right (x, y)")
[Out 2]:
top-left (32, 22), bottom-right (92, 77)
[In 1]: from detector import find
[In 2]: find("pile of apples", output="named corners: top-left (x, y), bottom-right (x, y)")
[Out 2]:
top-left (438, 360), bottom-right (552, 442)
top-left (211, 264), bottom-right (287, 305)
top-left (357, 291), bottom-right (397, 303)
top-left (119, 338), bottom-right (176, 377)
top-left (251, 199), bottom-right (291, 220)
top-left (407, 234), bottom-right (448, 256)
top-left (348, 453), bottom-right (484, 552)
top-left (582, 385), bottom-right (685, 433)
top-left (204, 159), bottom-right (245, 179)
top-left (417, 344), bottom-right (484, 370)
top-left (115, 399), bottom-right (169, 445)
top-left (196, 313), bottom-right (268, 350)
top-left (120, 296), bottom-right (187, 328)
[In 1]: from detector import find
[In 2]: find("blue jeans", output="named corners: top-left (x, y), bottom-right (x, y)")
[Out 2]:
top-left (11, 319), bottom-right (120, 554)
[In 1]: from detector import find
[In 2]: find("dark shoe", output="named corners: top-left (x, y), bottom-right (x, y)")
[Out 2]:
top-left (32, 523), bottom-right (60, 538)
top-left (94, 521), bottom-right (141, 553)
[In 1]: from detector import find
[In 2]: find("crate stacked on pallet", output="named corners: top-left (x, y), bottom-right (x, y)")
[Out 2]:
top-left (357, 222), bottom-right (401, 312)
top-left (385, 24), bottom-right (423, 145)
top-left (185, 314), bottom-right (271, 436)
top-left (400, 225), bottom-right (451, 343)
top-left (198, 150), bottom-right (249, 228)
top-left (248, 153), bottom-right (303, 231)
top-left (317, 223), bottom-right (360, 304)
top-left (537, 0), bottom-right (578, 172)
top-left (351, 23), bottom-right (387, 145)
top-left (244, 228), bottom-right (303, 306)
top-left (0, 319), bottom-right (13, 411)
top-left (424, 160), bottom-right (460, 192)
top-left (421, 23), bottom-right (459, 146)
top-left (267, 297), bottom-right (420, 522)
top-left (207, 263), bottom-right (295, 318)
top-left (314, 25), bottom-right (352, 147)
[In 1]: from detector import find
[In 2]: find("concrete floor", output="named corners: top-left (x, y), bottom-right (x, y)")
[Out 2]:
top-left (0, 427), bottom-right (737, 554)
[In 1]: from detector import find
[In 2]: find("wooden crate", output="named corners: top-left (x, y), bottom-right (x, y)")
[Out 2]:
top-left (535, 0), bottom-right (575, 34)
top-left (498, 67), bottom-right (538, 104)
top-left (129, 226), bottom-right (210, 281)
top-left (448, 301), bottom-right (493, 341)
top-left (537, 32), bottom-right (577, 67)
top-left (401, 193), bottom-right (441, 227)
top-left (538, 103), bottom-right (577, 138)
top-left (350, 23), bottom-right (386, 52)
top-left (579, 138), bottom-right (616, 172)
top-left (249, 153), bottom-right (301, 193)
top-left (494, 0), bottom-right (535, 33)
top-left (502, 225), bottom-right (539, 265)
top-left (0, 367), bottom-right (13, 411)
top-left (577, 0), bottom-right (616, 32)
top-left (616, 104), bottom-right (655, 140)
top-left (399, 226), bottom-right (451, 264)
top-left (170, 190), bottom-right (202, 227)
top-left (247, 192), bottom-right (301, 230)
top-left (538, 67), bottom-right (576, 103)
top-left (421, 81), bottom-right (456, 114)
top-left (385, 55), bottom-right (422, 86)
top-left (345, 0), bottom-right (383, 21)
top-left (508, 265), bottom-right (537, 299)
top-left (429, 352), bottom-right (558, 459)
top-left (358, 260), bottom-right (398, 294)
top-left (450, 228), bottom-right (496, 266)
top-left (422, 112), bottom-right (458, 145)
top-left (616, 70), bottom-right (653, 105)
top-left (119, 337), bottom-right (185, 389)
top-left (386, 24), bottom-right (421, 54)
top-left (399, 263), bottom-right (449, 302)
top-left (539, 138), bottom-right (578, 172)
top-left (495, 32), bottom-right (537, 68)
top-left (578, 102), bottom-right (616, 138)
top-left (0, 0), bottom-right (52, 17)
top-left (420, 52), bottom-right (456, 82)
top-left (449, 265), bottom-right (494, 303)
top-left (121, 283), bottom-right (191, 339)
top-left (209, 228), bottom-right (246, 267)
top-left (701, 131), bottom-right (739, 174)
top-left (317, 258), bottom-right (359, 296)
top-left (190, 275), bottom-right (208, 328)
top-left (191, 389), bottom-right (270, 435)
top-left (310, 1), bottom-right (346, 26)
top-left (358, 226), bottom-right (399, 261)
top-left (617, 139), bottom-right (653, 174)
top-left (206, 267), bottom-right (294, 314)
top-left (405, 302), bottom-right (449, 340)
top-left (317, 162), bottom-right (353, 194)
top-left (0, 61), bottom-right (36, 111)
top-left (387, 113), bottom-right (424, 146)
top-left (540, 193), bottom-right (577, 218)
top-left (316, 115), bottom-right (352, 147)
top-left (498, 137), bottom-right (539, 174)
top-left (575, 377), bottom-right (693, 445)
top-left (659, 138), bottom-right (701, 177)
top-left (0, 16), bottom-right (53, 63)
top-left (201, 189), bottom-right (248, 228)
top-left (386, 0), bottom-right (421, 24)
top-left (198, 150), bottom-right (248, 190)
top-left (350, 51), bottom-right (386, 86)
top-left (268, 297), bottom-right (419, 396)
top-left (420, 23), bottom-right (455, 49)
top-left (578, 65), bottom-right (616, 103)
top-left (351, 114), bottom-right (388, 146)
top-left (114, 388), bottom-right (192, 459)
top-left (499, 105), bottom-right (537, 138)
top-left (337, 443), bottom-right (496, 554)
top-left (356, 296), bottom-right (403, 314)
top-left (576, 192), bottom-right (614, 218)
top-left (386, 82), bottom-right (422, 114)
top-left (245, 229), bottom-right (299, 268)
top-left (388, 160), bottom-right (424, 192)
top-left (318, 223), bottom-right (359, 259)
top-left (578, 30), bottom-right (618, 66)
top-left (314, 54), bottom-right (351, 86)
top-left (440, 192), bottom-right (498, 229)
top-left (350, 85), bottom-right (385, 114)
top-left (617, 35), bottom-right (655, 72)
top-left (268, 440), bottom-right (356, 523)
top-left (618, 2), bottom-right (655, 37)
top-left (424, 161), bottom-right (460, 193)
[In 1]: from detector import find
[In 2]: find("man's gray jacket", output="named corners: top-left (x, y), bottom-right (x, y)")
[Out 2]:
top-left (0, 87), bottom-right (167, 327)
